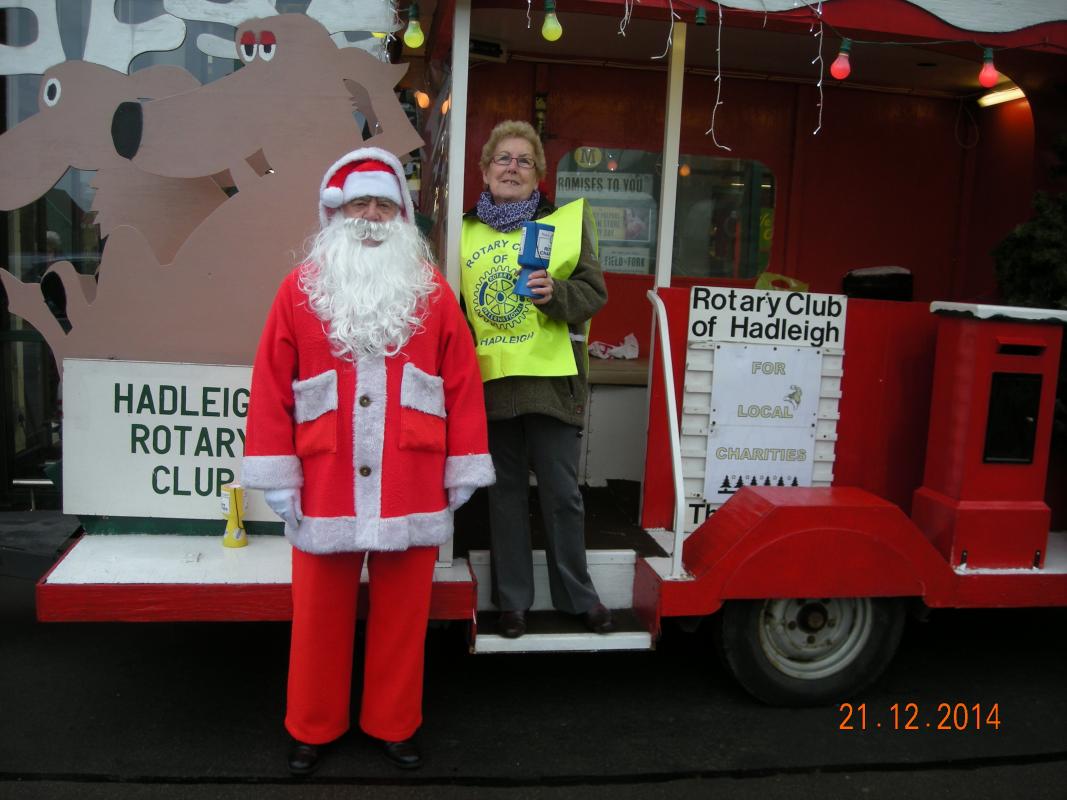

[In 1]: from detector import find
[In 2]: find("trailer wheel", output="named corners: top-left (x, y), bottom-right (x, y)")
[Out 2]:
top-left (716, 597), bottom-right (905, 706)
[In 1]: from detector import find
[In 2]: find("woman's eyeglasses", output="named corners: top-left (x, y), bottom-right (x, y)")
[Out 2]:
top-left (492, 153), bottom-right (536, 169)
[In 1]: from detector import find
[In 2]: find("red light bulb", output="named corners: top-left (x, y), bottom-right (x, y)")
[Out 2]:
top-left (978, 48), bottom-right (998, 88)
top-left (830, 38), bottom-right (851, 80)
top-left (607, 159), bottom-right (618, 172)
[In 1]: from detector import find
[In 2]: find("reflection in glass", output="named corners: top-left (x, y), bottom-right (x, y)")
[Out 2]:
top-left (674, 157), bottom-right (775, 279)
top-left (555, 147), bottom-right (775, 278)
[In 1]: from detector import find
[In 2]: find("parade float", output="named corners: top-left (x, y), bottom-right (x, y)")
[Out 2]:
top-left (1, 0), bottom-right (1064, 705)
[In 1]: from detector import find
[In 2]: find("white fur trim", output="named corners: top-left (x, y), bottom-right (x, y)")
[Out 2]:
top-left (340, 170), bottom-right (402, 208)
top-left (353, 355), bottom-right (386, 525)
top-left (241, 455), bottom-right (304, 489)
top-left (286, 508), bottom-right (453, 554)
top-left (319, 146), bottom-right (414, 227)
top-left (292, 370), bottom-right (337, 423)
top-left (321, 186), bottom-right (344, 208)
top-left (400, 363), bottom-right (446, 418)
top-left (443, 453), bottom-right (496, 489)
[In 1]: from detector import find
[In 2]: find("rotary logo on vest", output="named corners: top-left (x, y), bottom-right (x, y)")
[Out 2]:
top-left (473, 268), bottom-right (530, 329)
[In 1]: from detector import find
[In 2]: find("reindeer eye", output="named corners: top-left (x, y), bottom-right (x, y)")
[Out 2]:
top-left (258, 31), bottom-right (276, 61)
top-left (43, 77), bottom-right (61, 107)
top-left (239, 31), bottom-right (256, 63)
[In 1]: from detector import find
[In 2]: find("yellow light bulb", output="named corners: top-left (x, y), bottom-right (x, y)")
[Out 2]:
top-left (414, 90), bottom-right (430, 109)
top-left (441, 95), bottom-right (451, 115)
top-left (542, 12), bottom-right (563, 42)
top-left (403, 20), bottom-right (425, 49)
top-left (679, 164), bottom-right (691, 177)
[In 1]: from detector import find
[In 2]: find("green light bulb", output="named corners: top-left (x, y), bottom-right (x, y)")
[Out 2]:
top-left (403, 20), bottom-right (424, 49)
top-left (542, 0), bottom-right (563, 42)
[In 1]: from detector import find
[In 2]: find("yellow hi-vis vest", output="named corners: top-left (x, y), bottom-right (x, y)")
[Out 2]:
top-left (461, 199), bottom-right (593, 382)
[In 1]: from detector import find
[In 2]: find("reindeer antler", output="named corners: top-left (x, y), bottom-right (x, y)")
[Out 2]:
top-left (82, 0), bottom-right (185, 74)
top-left (306, 0), bottom-right (399, 34)
top-left (164, 0), bottom-right (279, 25)
top-left (0, 0), bottom-right (65, 75)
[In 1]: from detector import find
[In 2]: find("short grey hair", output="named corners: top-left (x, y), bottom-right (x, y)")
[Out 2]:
top-left (479, 120), bottom-right (546, 180)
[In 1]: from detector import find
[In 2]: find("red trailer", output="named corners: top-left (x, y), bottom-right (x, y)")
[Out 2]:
top-left (14, 0), bottom-right (1067, 706)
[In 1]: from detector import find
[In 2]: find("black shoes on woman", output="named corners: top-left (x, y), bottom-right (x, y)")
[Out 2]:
top-left (497, 603), bottom-right (615, 638)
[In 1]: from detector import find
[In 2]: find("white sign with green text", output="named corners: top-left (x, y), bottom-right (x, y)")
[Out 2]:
top-left (681, 287), bottom-right (846, 532)
top-left (703, 343), bottom-right (820, 499)
top-left (62, 359), bottom-right (273, 521)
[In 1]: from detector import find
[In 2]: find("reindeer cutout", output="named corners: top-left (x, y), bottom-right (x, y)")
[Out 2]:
top-left (3, 12), bottom-right (422, 369)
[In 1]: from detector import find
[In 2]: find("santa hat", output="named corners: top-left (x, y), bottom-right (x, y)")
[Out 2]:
top-left (319, 146), bottom-right (414, 226)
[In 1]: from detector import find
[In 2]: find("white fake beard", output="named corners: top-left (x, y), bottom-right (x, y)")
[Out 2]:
top-left (300, 215), bottom-right (436, 360)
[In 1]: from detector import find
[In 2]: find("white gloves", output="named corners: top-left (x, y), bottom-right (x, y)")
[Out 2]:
top-left (448, 485), bottom-right (476, 511)
top-left (264, 488), bottom-right (302, 530)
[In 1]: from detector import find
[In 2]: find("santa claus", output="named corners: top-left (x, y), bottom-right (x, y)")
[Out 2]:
top-left (241, 147), bottom-right (494, 775)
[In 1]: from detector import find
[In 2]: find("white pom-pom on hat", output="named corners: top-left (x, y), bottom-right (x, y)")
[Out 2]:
top-left (321, 185), bottom-right (345, 209)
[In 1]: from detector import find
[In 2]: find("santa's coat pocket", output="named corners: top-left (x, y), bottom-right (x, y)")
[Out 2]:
top-left (292, 370), bottom-right (338, 457)
top-left (399, 363), bottom-right (446, 452)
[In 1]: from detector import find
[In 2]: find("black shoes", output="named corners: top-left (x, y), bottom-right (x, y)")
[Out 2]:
top-left (287, 740), bottom-right (320, 776)
top-left (383, 738), bottom-right (423, 769)
top-left (583, 602), bottom-right (615, 634)
top-left (498, 609), bottom-right (527, 638)
top-left (498, 606), bottom-right (613, 636)
top-left (288, 737), bottom-right (423, 773)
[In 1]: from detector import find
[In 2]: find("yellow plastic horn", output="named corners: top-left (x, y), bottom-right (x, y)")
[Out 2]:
top-left (221, 484), bottom-right (248, 548)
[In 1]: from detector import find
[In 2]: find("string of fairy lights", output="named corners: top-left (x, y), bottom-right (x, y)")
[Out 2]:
top-left (394, 1), bottom-right (1064, 137)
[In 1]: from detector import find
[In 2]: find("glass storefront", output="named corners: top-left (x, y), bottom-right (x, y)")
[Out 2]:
top-left (555, 147), bottom-right (775, 279)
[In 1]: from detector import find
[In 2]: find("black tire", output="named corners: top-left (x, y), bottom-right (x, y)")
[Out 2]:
top-left (714, 597), bottom-right (906, 707)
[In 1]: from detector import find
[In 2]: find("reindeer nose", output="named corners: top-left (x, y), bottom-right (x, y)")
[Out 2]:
top-left (111, 101), bottom-right (143, 160)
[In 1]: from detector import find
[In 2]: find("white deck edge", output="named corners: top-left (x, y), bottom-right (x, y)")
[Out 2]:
top-left (930, 302), bottom-right (1067, 324)
top-left (954, 530), bottom-right (1067, 575)
top-left (474, 631), bottom-right (652, 653)
top-left (43, 534), bottom-right (473, 585)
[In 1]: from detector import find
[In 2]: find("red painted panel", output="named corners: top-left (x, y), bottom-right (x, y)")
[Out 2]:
top-left (835, 299), bottom-right (939, 512)
top-left (950, 574), bottom-right (1067, 608)
top-left (631, 557), bottom-right (662, 638)
top-left (37, 583), bottom-right (294, 623)
top-left (37, 579), bottom-right (476, 623)
top-left (786, 87), bottom-right (965, 298)
top-left (959, 100), bottom-right (1034, 303)
top-left (659, 486), bottom-right (955, 617)
top-left (640, 287), bottom-right (690, 530)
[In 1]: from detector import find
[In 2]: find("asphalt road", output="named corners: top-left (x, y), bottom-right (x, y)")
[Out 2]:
top-left (2, 561), bottom-right (1065, 799)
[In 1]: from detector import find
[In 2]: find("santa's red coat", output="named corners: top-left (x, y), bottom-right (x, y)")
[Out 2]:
top-left (241, 267), bottom-right (494, 554)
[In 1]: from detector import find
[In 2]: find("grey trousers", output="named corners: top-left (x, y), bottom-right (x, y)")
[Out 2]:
top-left (487, 414), bottom-right (600, 615)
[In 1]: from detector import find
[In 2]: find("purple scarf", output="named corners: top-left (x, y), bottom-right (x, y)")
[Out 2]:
top-left (475, 190), bottom-right (541, 233)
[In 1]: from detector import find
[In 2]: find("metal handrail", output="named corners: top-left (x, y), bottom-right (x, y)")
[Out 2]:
top-left (646, 290), bottom-right (687, 579)
top-left (12, 477), bottom-right (54, 511)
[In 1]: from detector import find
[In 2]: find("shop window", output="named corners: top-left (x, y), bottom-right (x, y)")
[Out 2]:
top-left (674, 157), bottom-right (775, 279)
top-left (556, 148), bottom-right (661, 275)
top-left (555, 148), bottom-right (775, 278)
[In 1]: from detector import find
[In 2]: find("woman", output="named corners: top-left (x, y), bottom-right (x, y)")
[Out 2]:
top-left (460, 120), bottom-right (612, 638)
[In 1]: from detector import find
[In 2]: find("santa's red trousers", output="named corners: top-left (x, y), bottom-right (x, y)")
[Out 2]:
top-left (286, 545), bottom-right (438, 744)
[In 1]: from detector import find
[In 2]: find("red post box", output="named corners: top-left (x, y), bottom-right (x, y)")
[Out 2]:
top-left (912, 303), bottom-right (1066, 569)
